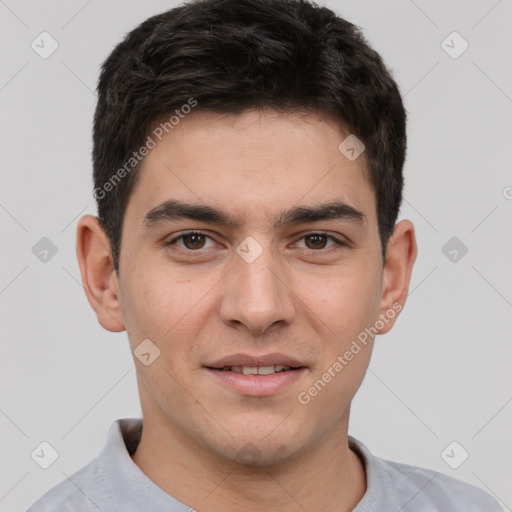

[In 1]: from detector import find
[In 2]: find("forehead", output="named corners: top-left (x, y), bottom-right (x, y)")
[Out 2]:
top-left (126, 110), bottom-right (376, 227)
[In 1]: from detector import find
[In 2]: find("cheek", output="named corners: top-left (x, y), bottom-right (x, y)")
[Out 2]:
top-left (120, 262), bottom-right (222, 369)
top-left (299, 263), bottom-right (382, 339)
top-left (120, 264), bottom-right (196, 344)
top-left (297, 269), bottom-right (379, 419)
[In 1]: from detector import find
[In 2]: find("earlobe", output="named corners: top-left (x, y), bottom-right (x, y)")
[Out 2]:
top-left (76, 215), bottom-right (126, 332)
top-left (376, 220), bottom-right (417, 335)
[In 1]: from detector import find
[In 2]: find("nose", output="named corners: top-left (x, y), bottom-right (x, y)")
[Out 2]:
top-left (218, 245), bottom-right (296, 335)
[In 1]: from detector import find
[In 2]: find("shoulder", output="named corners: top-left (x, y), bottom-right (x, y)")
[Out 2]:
top-left (385, 458), bottom-right (503, 511)
top-left (25, 461), bottom-right (100, 512)
top-left (349, 437), bottom-right (503, 512)
top-left (25, 418), bottom-right (140, 512)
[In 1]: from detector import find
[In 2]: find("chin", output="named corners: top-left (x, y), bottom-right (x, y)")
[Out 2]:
top-left (209, 425), bottom-right (311, 469)
top-left (233, 437), bottom-right (313, 469)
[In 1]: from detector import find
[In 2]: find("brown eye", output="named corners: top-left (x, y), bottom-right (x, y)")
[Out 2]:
top-left (294, 232), bottom-right (344, 252)
top-left (182, 233), bottom-right (207, 249)
top-left (304, 234), bottom-right (328, 249)
top-left (166, 231), bottom-right (216, 252)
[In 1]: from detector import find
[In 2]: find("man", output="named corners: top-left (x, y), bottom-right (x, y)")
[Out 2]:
top-left (27, 0), bottom-right (502, 510)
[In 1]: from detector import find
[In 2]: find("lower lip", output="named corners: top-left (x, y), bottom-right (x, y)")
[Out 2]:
top-left (205, 368), bottom-right (308, 396)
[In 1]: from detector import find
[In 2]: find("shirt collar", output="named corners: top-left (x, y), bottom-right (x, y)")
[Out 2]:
top-left (94, 418), bottom-right (190, 510)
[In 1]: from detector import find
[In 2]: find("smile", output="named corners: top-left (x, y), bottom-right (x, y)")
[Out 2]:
top-left (204, 363), bottom-right (309, 397)
top-left (217, 365), bottom-right (295, 375)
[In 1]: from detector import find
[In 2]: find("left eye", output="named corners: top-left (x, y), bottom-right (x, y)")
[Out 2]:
top-left (294, 233), bottom-right (341, 250)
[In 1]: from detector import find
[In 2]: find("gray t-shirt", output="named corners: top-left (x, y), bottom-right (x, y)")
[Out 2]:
top-left (26, 418), bottom-right (503, 512)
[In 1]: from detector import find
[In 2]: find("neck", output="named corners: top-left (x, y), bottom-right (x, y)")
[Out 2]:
top-left (131, 414), bottom-right (367, 512)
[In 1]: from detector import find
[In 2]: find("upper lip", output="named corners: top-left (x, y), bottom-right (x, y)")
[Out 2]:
top-left (206, 353), bottom-right (306, 369)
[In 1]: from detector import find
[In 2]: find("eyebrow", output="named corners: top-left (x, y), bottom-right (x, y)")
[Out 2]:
top-left (143, 199), bottom-right (366, 229)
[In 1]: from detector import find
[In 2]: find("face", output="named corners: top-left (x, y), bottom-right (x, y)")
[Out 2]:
top-left (83, 109), bottom-right (415, 466)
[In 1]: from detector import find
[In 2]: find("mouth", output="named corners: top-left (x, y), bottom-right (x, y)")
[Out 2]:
top-left (208, 364), bottom-right (303, 375)
top-left (204, 354), bottom-right (308, 396)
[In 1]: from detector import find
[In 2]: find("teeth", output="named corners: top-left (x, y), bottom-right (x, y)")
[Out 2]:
top-left (223, 365), bottom-right (293, 375)
top-left (257, 365), bottom-right (275, 375)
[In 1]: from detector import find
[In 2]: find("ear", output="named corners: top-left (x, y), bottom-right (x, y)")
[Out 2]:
top-left (76, 215), bottom-right (125, 332)
top-left (376, 220), bottom-right (417, 335)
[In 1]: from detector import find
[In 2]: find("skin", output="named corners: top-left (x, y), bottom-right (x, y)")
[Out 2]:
top-left (77, 109), bottom-right (416, 512)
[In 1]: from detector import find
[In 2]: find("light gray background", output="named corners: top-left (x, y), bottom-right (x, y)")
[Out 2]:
top-left (1, 0), bottom-right (511, 510)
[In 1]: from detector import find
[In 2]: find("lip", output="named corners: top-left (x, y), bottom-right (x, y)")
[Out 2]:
top-left (206, 352), bottom-right (306, 369)
top-left (204, 352), bottom-right (308, 397)
top-left (205, 367), bottom-right (308, 396)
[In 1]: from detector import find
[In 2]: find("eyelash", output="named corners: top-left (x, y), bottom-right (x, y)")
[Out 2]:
top-left (165, 230), bottom-right (346, 255)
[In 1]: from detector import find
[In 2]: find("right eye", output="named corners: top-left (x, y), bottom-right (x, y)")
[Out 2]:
top-left (165, 231), bottom-right (217, 253)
